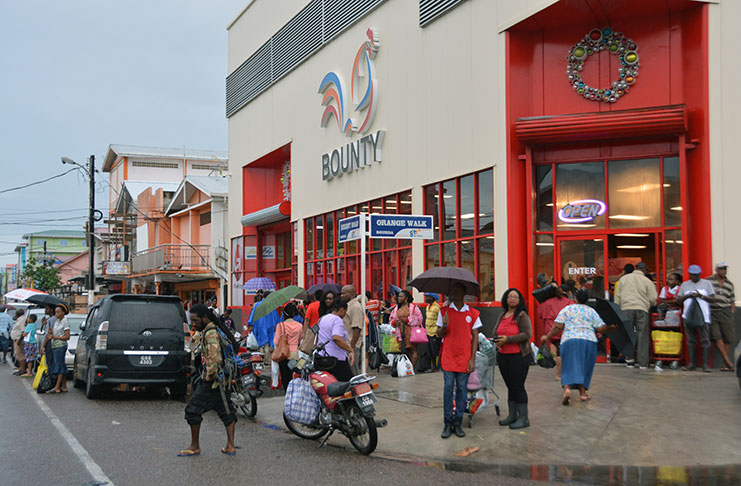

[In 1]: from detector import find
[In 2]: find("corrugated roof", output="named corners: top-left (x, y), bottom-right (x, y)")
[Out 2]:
top-left (22, 230), bottom-right (85, 239)
top-left (114, 181), bottom-right (181, 214)
top-left (103, 144), bottom-right (228, 172)
top-left (165, 176), bottom-right (229, 214)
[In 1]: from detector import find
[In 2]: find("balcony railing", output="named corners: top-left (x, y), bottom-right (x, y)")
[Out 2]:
top-left (132, 244), bottom-right (211, 274)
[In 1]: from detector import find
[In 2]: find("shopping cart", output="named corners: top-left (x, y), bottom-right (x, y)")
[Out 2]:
top-left (464, 335), bottom-right (501, 428)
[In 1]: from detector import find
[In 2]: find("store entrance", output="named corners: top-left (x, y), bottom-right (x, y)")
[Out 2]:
top-left (555, 232), bottom-right (659, 299)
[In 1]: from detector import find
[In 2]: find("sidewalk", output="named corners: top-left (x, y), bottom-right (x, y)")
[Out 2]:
top-left (254, 363), bottom-right (741, 468)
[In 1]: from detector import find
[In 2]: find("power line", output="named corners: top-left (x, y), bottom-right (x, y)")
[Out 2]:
top-left (0, 208), bottom-right (89, 216)
top-left (0, 168), bottom-right (77, 194)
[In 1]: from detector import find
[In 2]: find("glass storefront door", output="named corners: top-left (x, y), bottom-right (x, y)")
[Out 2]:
top-left (556, 237), bottom-right (606, 295)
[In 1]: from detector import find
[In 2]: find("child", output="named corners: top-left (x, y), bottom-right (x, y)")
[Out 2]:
top-left (21, 314), bottom-right (39, 377)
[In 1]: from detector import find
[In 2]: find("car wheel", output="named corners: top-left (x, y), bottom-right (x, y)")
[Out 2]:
top-left (73, 358), bottom-right (84, 389)
top-left (85, 361), bottom-right (101, 399)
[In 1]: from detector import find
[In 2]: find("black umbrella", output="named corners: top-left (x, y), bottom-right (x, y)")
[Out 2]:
top-left (307, 283), bottom-right (342, 296)
top-left (25, 294), bottom-right (65, 308)
top-left (409, 267), bottom-right (480, 296)
top-left (593, 298), bottom-right (636, 356)
top-left (532, 285), bottom-right (558, 304)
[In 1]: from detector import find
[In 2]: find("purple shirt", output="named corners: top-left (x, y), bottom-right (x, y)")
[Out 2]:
top-left (316, 314), bottom-right (349, 360)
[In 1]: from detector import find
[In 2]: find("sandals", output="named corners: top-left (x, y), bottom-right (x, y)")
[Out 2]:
top-left (720, 367), bottom-right (735, 372)
top-left (221, 448), bottom-right (236, 456)
top-left (177, 449), bottom-right (200, 457)
top-left (580, 394), bottom-right (592, 402)
top-left (45, 389), bottom-right (62, 394)
top-left (562, 393), bottom-right (570, 406)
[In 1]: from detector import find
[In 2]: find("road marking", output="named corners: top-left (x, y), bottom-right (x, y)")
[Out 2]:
top-left (22, 381), bottom-right (114, 486)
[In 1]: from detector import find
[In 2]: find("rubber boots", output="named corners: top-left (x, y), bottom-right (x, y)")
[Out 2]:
top-left (509, 403), bottom-right (530, 429)
top-left (498, 401), bottom-right (518, 426)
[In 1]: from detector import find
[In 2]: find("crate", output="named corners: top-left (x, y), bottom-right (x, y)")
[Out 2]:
top-left (651, 330), bottom-right (683, 355)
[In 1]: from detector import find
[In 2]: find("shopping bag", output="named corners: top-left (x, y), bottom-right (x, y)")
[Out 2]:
top-left (271, 361), bottom-right (281, 388)
top-left (36, 369), bottom-right (54, 394)
top-left (245, 332), bottom-right (259, 350)
top-left (369, 345), bottom-right (389, 370)
top-left (395, 354), bottom-right (415, 378)
top-left (664, 310), bottom-right (681, 326)
top-left (536, 342), bottom-right (556, 369)
top-left (410, 326), bottom-right (428, 344)
top-left (379, 324), bottom-right (394, 335)
top-left (284, 378), bottom-right (321, 425)
top-left (381, 334), bottom-right (400, 354)
top-left (478, 334), bottom-right (496, 365)
top-left (684, 298), bottom-right (705, 329)
top-left (652, 330), bottom-right (683, 355)
top-left (32, 355), bottom-right (47, 390)
top-left (467, 370), bottom-right (482, 390)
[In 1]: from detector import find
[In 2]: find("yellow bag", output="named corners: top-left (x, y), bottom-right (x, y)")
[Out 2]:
top-left (651, 330), bottom-right (682, 355)
top-left (32, 355), bottom-right (47, 390)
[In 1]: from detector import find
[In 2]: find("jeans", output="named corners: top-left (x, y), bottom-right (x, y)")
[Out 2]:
top-left (624, 310), bottom-right (649, 367)
top-left (442, 370), bottom-right (469, 425)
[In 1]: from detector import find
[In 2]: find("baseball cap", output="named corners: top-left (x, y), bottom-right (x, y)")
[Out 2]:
top-left (715, 262), bottom-right (728, 269)
top-left (424, 293), bottom-right (438, 300)
top-left (688, 264), bottom-right (702, 275)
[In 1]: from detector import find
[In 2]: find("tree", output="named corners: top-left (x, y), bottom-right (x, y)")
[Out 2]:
top-left (21, 255), bottom-right (61, 293)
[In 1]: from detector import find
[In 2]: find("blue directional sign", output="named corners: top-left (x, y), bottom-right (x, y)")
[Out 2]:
top-left (368, 214), bottom-right (434, 239)
top-left (338, 214), bottom-right (364, 243)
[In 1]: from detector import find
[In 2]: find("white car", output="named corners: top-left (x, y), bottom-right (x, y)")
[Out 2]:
top-left (24, 308), bottom-right (85, 373)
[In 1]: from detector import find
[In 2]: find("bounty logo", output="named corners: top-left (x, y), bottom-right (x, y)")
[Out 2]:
top-left (319, 28), bottom-right (380, 136)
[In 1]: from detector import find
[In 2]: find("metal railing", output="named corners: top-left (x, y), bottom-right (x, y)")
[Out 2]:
top-left (132, 244), bottom-right (210, 274)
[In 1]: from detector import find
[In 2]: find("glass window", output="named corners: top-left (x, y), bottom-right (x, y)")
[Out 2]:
top-left (399, 190), bottom-right (412, 215)
top-left (664, 229), bottom-right (683, 276)
top-left (425, 184), bottom-right (439, 242)
top-left (460, 175), bottom-right (475, 238)
top-left (59, 239), bottom-right (69, 247)
top-left (478, 237), bottom-right (495, 302)
top-left (316, 215), bottom-right (324, 258)
top-left (306, 218), bottom-right (314, 260)
top-left (478, 169), bottom-right (493, 234)
top-left (444, 242), bottom-right (457, 267)
top-left (535, 234), bottom-right (554, 285)
top-left (399, 248), bottom-right (412, 287)
top-left (608, 158), bottom-right (661, 229)
top-left (556, 162), bottom-right (606, 230)
top-left (384, 196), bottom-right (397, 249)
top-left (326, 212), bottom-right (334, 258)
top-left (460, 240), bottom-right (475, 277)
top-left (442, 179), bottom-right (457, 241)
top-left (535, 165), bottom-right (553, 231)
top-left (426, 245), bottom-right (440, 269)
top-left (663, 157), bottom-right (681, 227)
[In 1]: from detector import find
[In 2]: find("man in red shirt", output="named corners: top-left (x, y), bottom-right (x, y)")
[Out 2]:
top-left (304, 290), bottom-right (323, 327)
top-left (436, 282), bottom-right (481, 439)
top-left (537, 284), bottom-right (573, 379)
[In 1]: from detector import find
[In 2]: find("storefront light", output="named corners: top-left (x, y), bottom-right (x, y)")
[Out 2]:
top-left (608, 215), bottom-right (649, 221)
top-left (670, 206), bottom-right (682, 211)
top-left (460, 213), bottom-right (476, 220)
top-left (614, 233), bottom-right (650, 237)
top-left (663, 183), bottom-right (671, 187)
top-left (545, 203), bottom-right (554, 207)
top-left (616, 245), bottom-right (647, 249)
top-left (616, 183), bottom-right (662, 193)
top-left (557, 223), bottom-right (597, 228)
top-left (536, 242), bottom-right (554, 247)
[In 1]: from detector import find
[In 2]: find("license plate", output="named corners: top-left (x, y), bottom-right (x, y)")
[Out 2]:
top-left (253, 363), bottom-right (263, 370)
top-left (356, 393), bottom-right (376, 409)
top-left (139, 355), bottom-right (153, 366)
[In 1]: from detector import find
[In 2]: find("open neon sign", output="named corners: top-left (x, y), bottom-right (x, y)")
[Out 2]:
top-left (558, 199), bottom-right (607, 223)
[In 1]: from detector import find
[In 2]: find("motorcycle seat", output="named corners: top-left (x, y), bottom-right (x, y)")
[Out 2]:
top-left (327, 381), bottom-right (352, 397)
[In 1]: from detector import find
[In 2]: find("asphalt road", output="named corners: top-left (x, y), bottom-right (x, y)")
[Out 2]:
top-left (0, 361), bottom-right (579, 486)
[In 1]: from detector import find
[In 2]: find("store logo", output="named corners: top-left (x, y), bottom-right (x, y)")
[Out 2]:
top-left (558, 199), bottom-right (606, 223)
top-left (319, 28), bottom-right (379, 135)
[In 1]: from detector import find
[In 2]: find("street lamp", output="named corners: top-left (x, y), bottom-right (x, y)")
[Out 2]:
top-left (61, 155), bottom-right (96, 306)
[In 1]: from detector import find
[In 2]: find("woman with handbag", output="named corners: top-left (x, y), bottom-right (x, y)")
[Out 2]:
top-left (390, 290), bottom-right (424, 369)
top-left (315, 301), bottom-right (354, 381)
top-left (273, 303), bottom-right (303, 391)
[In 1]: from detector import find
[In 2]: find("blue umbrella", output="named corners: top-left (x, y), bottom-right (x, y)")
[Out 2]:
top-left (243, 277), bottom-right (276, 294)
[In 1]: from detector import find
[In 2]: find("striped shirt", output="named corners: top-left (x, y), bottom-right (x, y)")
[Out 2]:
top-left (707, 275), bottom-right (735, 309)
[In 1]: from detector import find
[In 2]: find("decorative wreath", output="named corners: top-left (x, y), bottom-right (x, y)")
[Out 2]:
top-left (567, 27), bottom-right (639, 103)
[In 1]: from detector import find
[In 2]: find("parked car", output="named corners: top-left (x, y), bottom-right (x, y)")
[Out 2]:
top-left (65, 314), bottom-right (86, 373)
top-left (73, 294), bottom-right (191, 399)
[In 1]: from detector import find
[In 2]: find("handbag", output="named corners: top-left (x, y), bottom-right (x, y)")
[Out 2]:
top-left (410, 326), bottom-right (428, 344)
top-left (299, 324), bottom-right (318, 355)
top-left (536, 342), bottom-right (556, 369)
top-left (272, 322), bottom-right (290, 362)
top-left (684, 298), bottom-right (706, 329)
top-left (368, 345), bottom-right (389, 370)
top-left (314, 353), bottom-right (338, 370)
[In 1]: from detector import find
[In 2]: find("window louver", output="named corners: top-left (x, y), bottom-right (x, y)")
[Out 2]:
top-left (419, 0), bottom-right (468, 27)
top-left (226, 0), bottom-right (388, 118)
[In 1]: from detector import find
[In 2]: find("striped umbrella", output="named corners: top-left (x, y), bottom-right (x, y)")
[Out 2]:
top-left (242, 277), bottom-right (276, 294)
top-left (3, 288), bottom-right (46, 301)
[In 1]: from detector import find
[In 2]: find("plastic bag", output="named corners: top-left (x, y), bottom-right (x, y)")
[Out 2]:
top-left (395, 354), bottom-right (415, 378)
top-left (478, 334), bottom-right (496, 365)
top-left (271, 361), bottom-right (280, 388)
top-left (467, 370), bottom-right (482, 390)
top-left (284, 378), bottom-right (321, 425)
top-left (32, 355), bottom-right (47, 390)
top-left (245, 332), bottom-right (258, 350)
top-left (379, 324), bottom-right (394, 335)
top-left (536, 342), bottom-right (556, 369)
top-left (474, 351), bottom-right (490, 388)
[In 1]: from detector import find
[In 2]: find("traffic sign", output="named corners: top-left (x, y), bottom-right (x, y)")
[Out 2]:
top-left (368, 214), bottom-right (434, 239)
top-left (338, 214), bottom-right (364, 243)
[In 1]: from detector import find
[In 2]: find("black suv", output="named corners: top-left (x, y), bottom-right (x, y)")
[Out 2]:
top-left (73, 294), bottom-right (191, 399)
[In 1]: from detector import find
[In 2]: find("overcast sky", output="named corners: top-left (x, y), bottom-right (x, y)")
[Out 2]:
top-left (0, 0), bottom-right (246, 269)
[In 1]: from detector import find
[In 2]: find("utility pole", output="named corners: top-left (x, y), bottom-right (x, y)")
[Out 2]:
top-left (88, 155), bottom-right (96, 307)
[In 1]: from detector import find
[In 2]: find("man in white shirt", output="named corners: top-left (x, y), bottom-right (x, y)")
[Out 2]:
top-left (677, 264), bottom-right (715, 372)
top-left (10, 309), bottom-right (27, 374)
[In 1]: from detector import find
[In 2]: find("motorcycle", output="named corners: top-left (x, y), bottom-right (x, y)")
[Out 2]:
top-left (230, 345), bottom-right (264, 418)
top-left (283, 343), bottom-right (387, 455)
